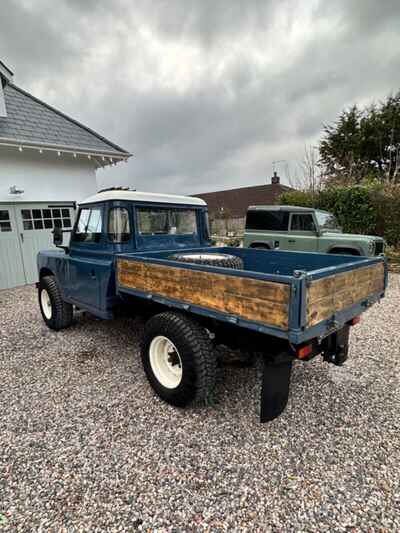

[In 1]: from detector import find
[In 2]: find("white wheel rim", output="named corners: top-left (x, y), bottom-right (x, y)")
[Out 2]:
top-left (149, 335), bottom-right (183, 389)
top-left (40, 289), bottom-right (52, 320)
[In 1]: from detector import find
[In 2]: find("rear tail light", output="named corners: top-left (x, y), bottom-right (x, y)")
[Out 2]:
top-left (296, 344), bottom-right (313, 359)
top-left (349, 316), bottom-right (361, 326)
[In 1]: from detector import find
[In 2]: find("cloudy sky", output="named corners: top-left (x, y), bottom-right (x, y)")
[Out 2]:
top-left (1, 0), bottom-right (400, 194)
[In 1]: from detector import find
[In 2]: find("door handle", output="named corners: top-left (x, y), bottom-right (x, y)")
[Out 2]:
top-left (20, 233), bottom-right (24, 243)
top-left (90, 269), bottom-right (96, 279)
top-left (288, 239), bottom-right (296, 243)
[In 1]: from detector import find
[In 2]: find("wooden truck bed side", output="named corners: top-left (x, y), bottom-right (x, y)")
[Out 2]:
top-left (117, 259), bottom-right (291, 330)
top-left (306, 262), bottom-right (385, 327)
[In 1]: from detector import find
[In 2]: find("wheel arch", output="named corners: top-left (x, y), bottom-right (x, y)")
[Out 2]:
top-left (249, 241), bottom-right (273, 249)
top-left (327, 245), bottom-right (362, 256)
top-left (39, 267), bottom-right (54, 279)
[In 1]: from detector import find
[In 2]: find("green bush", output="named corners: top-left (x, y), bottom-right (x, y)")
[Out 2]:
top-left (280, 184), bottom-right (400, 246)
top-left (373, 185), bottom-right (400, 246)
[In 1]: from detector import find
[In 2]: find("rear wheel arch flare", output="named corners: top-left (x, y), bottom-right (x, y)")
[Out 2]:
top-left (40, 267), bottom-right (54, 279)
top-left (250, 242), bottom-right (271, 249)
top-left (328, 247), bottom-right (361, 256)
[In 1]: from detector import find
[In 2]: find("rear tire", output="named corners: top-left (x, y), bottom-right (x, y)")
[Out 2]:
top-left (38, 276), bottom-right (73, 330)
top-left (141, 312), bottom-right (217, 407)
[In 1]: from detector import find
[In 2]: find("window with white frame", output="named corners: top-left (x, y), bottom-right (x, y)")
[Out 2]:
top-left (21, 208), bottom-right (72, 231)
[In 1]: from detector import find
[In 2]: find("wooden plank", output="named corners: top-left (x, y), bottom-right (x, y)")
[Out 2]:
top-left (117, 259), bottom-right (290, 330)
top-left (307, 262), bottom-right (384, 327)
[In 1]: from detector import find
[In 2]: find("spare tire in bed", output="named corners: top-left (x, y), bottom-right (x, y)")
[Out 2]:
top-left (168, 252), bottom-right (244, 270)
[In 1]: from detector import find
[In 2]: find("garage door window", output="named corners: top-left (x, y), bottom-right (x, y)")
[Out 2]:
top-left (21, 208), bottom-right (72, 230)
top-left (0, 210), bottom-right (11, 232)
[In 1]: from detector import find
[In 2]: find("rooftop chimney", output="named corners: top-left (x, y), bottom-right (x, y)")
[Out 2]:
top-left (271, 171), bottom-right (280, 185)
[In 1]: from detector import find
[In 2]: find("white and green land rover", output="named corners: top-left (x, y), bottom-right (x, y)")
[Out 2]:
top-left (243, 205), bottom-right (385, 257)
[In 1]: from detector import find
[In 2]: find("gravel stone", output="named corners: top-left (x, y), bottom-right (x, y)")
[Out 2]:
top-left (0, 276), bottom-right (399, 531)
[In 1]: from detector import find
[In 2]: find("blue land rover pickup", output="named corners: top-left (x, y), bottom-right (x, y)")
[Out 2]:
top-left (37, 188), bottom-right (387, 422)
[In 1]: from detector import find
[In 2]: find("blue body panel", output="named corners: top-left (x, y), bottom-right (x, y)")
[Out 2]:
top-left (37, 199), bottom-right (387, 344)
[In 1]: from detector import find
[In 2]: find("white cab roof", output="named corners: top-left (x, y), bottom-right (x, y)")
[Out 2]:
top-left (79, 190), bottom-right (207, 207)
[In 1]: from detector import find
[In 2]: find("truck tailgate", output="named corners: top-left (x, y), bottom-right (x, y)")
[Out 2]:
top-left (306, 261), bottom-right (385, 327)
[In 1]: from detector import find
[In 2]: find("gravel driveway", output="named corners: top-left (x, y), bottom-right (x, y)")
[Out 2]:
top-left (1, 276), bottom-right (399, 532)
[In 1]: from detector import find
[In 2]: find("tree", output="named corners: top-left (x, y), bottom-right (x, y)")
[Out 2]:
top-left (287, 145), bottom-right (324, 194)
top-left (319, 91), bottom-right (400, 184)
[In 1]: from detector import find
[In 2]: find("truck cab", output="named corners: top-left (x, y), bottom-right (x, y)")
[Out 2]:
top-left (38, 189), bottom-right (210, 319)
top-left (243, 205), bottom-right (385, 256)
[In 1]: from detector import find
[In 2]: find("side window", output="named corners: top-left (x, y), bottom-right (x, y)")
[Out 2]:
top-left (73, 207), bottom-right (103, 243)
top-left (291, 214), bottom-right (316, 232)
top-left (108, 207), bottom-right (131, 243)
top-left (245, 210), bottom-right (289, 231)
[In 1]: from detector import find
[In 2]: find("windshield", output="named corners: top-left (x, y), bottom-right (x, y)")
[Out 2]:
top-left (315, 211), bottom-right (342, 232)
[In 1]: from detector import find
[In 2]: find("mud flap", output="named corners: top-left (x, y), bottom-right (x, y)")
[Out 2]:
top-left (260, 353), bottom-right (293, 423)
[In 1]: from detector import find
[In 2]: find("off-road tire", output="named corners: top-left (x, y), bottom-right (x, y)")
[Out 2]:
top-left (38, 275), bottom-right (73, 330)
top-left (141, 312), bottom-right (217, 407)
top-left (168, 252), bottom-right (244, 269)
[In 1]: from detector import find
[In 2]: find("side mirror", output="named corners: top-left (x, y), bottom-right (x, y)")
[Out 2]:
top-left (53, 226), bottom-right (63, 246)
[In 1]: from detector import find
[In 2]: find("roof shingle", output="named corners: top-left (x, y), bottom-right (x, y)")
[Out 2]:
top-left (0, 84), bottom-right (130, 157)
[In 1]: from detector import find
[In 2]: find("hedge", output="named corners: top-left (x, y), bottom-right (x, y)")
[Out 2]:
top-left (280, 184), bottom-right (400, 246)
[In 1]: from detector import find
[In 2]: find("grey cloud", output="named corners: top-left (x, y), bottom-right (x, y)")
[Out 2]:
top-left (1, 0), bottom-right (400, 194)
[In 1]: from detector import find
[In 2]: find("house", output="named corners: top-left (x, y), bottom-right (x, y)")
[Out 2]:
top-left (195, 173), bottom-right (292, 235)
top-left (0, 60), bottom-right (131, 289)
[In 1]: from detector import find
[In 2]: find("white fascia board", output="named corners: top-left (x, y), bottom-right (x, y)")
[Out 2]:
top-left (0, 137), bottom-right (130, 162)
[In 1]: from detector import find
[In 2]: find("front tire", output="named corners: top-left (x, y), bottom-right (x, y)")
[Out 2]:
top-left (38, 276), bottom-right (73, 330)
top-left (141, 312), bottom-right (217, 407)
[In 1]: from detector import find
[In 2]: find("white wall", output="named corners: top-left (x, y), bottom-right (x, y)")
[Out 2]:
top-left (0, 146), bottom-right (98, 203)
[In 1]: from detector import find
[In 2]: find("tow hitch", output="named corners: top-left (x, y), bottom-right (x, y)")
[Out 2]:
top-left (321, 324), bottom-right (350, 366)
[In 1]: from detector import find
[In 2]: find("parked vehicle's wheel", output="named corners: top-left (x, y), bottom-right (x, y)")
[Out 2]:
top-left (141, 312), bottom-right (217, 407)
top-left (38, 276), bottom-right (73, 330)
top-left (168, 252), bottom-right (244, 269)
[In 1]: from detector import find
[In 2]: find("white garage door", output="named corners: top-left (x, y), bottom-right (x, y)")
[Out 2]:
top-left (0, 203), bottom-right (75, 289)
top-left (0, 205), bottom-right (26, 289)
